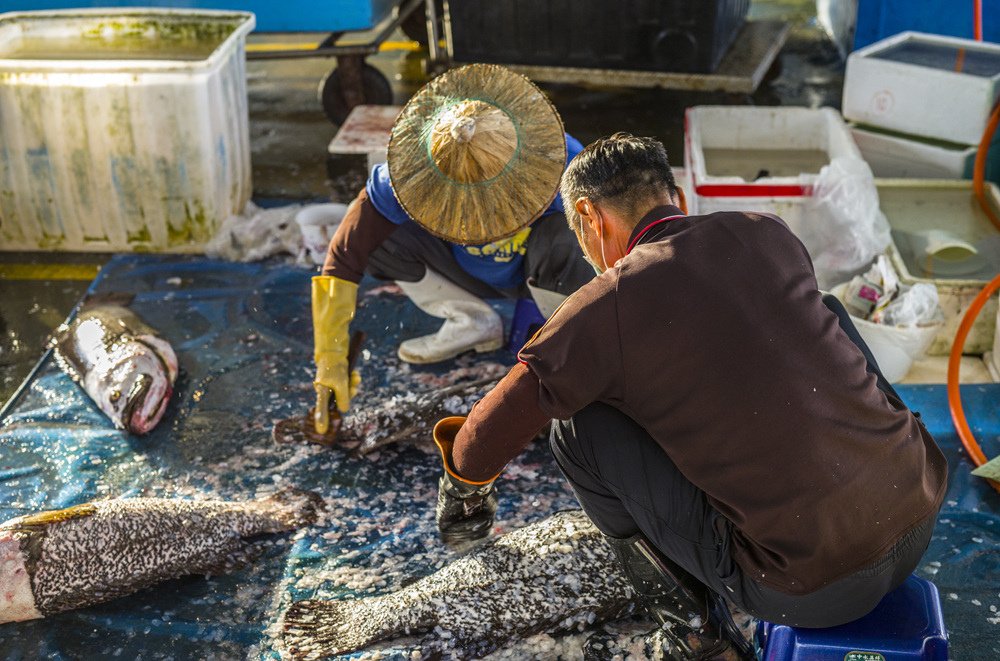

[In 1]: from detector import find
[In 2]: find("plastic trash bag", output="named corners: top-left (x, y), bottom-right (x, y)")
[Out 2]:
top-left (801, 157), bottom-right (892, 289)
top-left (205, 201), bottom-right (309, 264)
top-left (878, 282), bottom-right (944, 327)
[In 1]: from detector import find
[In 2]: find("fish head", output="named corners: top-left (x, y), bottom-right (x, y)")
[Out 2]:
top-left (97, 346), bottom-right (173, 435)
top-left (0, 532), bottom-right (42, 624)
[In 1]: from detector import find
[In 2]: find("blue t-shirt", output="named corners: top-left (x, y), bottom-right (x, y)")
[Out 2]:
top-left (366, 133), bottom-right (584, 290)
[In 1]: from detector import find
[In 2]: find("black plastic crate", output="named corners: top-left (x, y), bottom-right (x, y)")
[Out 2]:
top-left (448, 0), bottom-right (750, 74)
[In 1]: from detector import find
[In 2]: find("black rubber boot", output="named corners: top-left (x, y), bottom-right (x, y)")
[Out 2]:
top-left (592, 531), bottom-right (753, 660)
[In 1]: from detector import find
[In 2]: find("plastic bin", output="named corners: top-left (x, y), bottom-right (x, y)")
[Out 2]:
top-left (830, 284), bottom-right (940, 383)
top-left (0, 8), bottom-right (254, 253)
top-left (853, 0), bottom-right (1000, 52)
top-left (756, 575), bottom-right (948, 660)
top-left (878, 179), bottom-right (1000, 355)
top-left (843, 32), bottom-right (1000, 146)
top-left (0, 1), bottom-right (395, 33)
top-left (685, 106), bottom-right (862, 234)
top-left (295, 203), bottom-right (348, 266)
top-left (449, 0), bottom-right (749, 74)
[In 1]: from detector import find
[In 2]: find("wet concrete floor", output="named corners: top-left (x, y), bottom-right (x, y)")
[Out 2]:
top-left (0, 1), bottom-right (841, 406)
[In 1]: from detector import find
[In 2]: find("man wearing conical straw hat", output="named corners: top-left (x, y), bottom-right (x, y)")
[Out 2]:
top-left (311, 64), bottom-right (593, 430)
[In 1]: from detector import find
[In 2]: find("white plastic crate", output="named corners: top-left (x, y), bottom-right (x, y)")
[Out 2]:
top-left (0, 9), bottom-right (255, 252)
top-left (843, 32), bottom-right (1000, 146)
top-left (685, 106), bottom-right (862, 234)
top-left (879, 179), bottom-right (999, 355)
top-left (851, 125), bottom-right (976, 179)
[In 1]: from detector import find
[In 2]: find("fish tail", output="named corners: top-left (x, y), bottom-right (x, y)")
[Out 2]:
top-left (282, 598), bottom-right (390, 659)
top-left (256, 489), bottom-right (324, 529)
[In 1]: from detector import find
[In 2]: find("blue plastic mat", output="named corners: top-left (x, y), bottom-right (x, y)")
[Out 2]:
top-left (0, 254), bottom-right (998, 660)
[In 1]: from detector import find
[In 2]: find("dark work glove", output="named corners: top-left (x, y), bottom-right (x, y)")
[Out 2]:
top-left (433, 417), bottom-right (498, 545)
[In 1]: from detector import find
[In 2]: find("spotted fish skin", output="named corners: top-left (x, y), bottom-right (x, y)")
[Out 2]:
top-left (0, 492), bottom-right (319, 624)
top-left (282, 510), bottom-right (634, 659)
top-left (53, 305), bottom-right (178, 435)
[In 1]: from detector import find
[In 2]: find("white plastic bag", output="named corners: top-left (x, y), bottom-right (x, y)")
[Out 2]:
top-left (801, 157), bottom-right (892, 289)
top-left (878, 283), bottom-right (944, 327)
top-left (205, 201), bottom-right (309, 264)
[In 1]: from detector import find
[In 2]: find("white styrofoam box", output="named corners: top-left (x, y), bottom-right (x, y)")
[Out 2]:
top-left (685, 106), bottom-right (862, 234)
top-left (878, 179), bottom-right (999, 355)
top-left (851, 124), bottom-right (976, 179)
top-left (843, 31), bottom-right (1000, 146)
top-left (0, 9), bottom-right (255, 252)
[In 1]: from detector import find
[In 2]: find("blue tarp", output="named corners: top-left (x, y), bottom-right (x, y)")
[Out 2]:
top-left (0, 254), bottom-right (998, 659)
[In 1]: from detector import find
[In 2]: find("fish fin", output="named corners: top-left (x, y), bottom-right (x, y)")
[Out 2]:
top-left (15, 503), bottom-right (98, 528)
top-left (257, 489), bottom-right (325, 529)
top-left (282, 597), bottom-right (395, 659)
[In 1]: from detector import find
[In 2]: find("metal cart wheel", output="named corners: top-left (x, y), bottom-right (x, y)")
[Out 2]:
top-left (318, 58), bottom-right (393, 124)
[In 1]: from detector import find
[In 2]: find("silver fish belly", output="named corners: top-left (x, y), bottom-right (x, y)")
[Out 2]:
top-left (52, 305), bottom-right (178, 434)
top-left (0, 492), bottom-right (319, 624)
top-left (282, 510), bottom-right (633, 659)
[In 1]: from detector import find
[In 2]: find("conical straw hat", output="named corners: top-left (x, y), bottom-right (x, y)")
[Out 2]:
top-left (387, 64), bottom-right (566, 245)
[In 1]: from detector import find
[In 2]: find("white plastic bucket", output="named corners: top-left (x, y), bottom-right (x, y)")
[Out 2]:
top-left (295, 203), bottom-right (348, 265)
top-left (832, 284), bottom-right (941, 382)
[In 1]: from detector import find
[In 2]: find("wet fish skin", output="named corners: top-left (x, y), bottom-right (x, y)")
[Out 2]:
top-left (0, 491), bottom-right (320, 624)
top-left (52, 305), bottom-right (178, 434)
top-left (282, 510), bottom-right (634, 659)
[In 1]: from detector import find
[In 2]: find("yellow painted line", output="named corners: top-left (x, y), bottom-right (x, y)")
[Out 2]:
top-left (0, 263), bottom-right (100, 281)
top-left (245, 39), bottom-right (424, 54)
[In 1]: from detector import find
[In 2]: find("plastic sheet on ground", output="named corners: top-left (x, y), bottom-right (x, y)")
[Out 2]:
top-left (0, 255), bottom-right (998, 660)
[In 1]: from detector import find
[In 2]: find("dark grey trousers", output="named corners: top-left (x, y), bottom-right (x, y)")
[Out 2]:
top-left (548, 295), bottom-right (937, 628)
top-left (366, 212), bottom-right (594, 299)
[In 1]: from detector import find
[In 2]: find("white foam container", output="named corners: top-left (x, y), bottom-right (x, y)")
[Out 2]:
top-left (295, 202), bottom-right (348, 266)
top-left (0, 9), bottom-right (255, 252)
top-left (685, 106), bottom-right (862, 235)
top-left (843, 31), bottom-right (1000, 146)
top-left (851, 124), bottom-right (976, 179)
top-left (878, 179), bottom-right (999, 355)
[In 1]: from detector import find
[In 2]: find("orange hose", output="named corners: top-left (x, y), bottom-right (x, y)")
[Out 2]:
top-left (947, 273), bottom-right (1000, 494)
top-left (975, 0), bottom-right (984, 41)
top-left (973, 101), bottom-right (1000, 233)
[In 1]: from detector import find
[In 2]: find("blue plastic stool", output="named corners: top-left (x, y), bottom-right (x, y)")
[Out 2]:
top-left (755, 575), bottom-right (948, 660)
top-left (507, 298), bottom-right (546, 353)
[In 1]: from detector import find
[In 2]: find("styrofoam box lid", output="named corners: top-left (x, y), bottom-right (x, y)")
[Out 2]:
top-left (843, 32), bottom-right (1000, 146)
top-left (0, 9), bottom-right (255, 73)
top-left (685, 106), bottom-right (861, 196)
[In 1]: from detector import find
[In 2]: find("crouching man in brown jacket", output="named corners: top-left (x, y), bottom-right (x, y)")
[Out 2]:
top-left (430, 133), bottom-right (947, 659)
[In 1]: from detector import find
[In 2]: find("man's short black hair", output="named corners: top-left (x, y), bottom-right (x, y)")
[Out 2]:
top-left (560, 132), bottom-right (678, 234)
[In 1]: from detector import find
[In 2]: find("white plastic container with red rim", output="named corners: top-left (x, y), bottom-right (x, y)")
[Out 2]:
top-left (684, 106), bottom-right (862, 235)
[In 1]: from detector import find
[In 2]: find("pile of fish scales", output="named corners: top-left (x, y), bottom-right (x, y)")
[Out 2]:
top-left (282, 510), bottom-right (635, 659)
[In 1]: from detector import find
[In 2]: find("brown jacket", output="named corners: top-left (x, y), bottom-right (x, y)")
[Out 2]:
top-left (453, 205), bottom-right (947, 595)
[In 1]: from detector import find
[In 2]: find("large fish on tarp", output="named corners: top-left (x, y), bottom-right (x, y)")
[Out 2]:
top-left (52, 304), bottom-right (178, 434)
top-left (282, 510), bottom-right (634, 659)
top-left (0, 491), bottom-right (320, 625)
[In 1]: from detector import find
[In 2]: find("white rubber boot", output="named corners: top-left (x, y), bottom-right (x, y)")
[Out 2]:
top-left (396, 270), bottom-right (503, 364)
top-left (527, 281), bottom-right (569, 319)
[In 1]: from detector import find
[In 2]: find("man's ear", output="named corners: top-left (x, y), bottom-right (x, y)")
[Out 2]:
top-left (675, 187), bottom-right (688, 215)
top-left (575, 197), bottom-right (602, 236)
